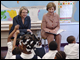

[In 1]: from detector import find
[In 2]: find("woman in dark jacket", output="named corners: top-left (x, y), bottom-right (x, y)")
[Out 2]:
top-left (9, 6), bottom-right (32, 38)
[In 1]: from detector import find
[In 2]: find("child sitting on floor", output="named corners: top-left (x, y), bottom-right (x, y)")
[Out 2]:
top-left (64, 35), bottom-right (79, 59)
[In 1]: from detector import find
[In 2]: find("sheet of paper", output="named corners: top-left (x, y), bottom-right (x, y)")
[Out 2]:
top-left (57, 29), bottom-right (66, 34)
top-left (60, 5), bottom-right (73, 18)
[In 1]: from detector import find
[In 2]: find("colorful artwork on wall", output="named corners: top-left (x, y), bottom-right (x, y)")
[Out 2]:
top-left (58, 1), bottom-right (74, 23)
top-left (1, 1), bottom-right (78, 22)
top-left (1, 10), bottom-right (17, 21)
top-left (58, 1), bottom-right (79, 23)
top-left (1, 1), bottom-right (54, 21)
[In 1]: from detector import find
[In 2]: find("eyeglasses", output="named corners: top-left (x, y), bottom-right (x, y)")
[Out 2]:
top-left (21, 12), bottom-right (28, 14)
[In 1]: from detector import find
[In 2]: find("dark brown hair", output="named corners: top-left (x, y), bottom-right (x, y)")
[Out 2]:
top-left (55, 51), bottom-right (66, 59)
top-left (46, 2), bottom-right (56, 11)
top-left (67, 36), bottom-right (75, 43)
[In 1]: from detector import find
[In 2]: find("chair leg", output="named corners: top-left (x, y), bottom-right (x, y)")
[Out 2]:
top-left (44, 39), bottom-right (46, 47)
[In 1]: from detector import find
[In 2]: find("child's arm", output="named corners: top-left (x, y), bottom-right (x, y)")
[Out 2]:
top-left (7, 29), bottom-right (16, 42)
top-left (12, 30), bottom-right (20, 51)
top-left (7, 25), bottom-right (19, 42)
top-left (5, 25), bottom-right (19, 59)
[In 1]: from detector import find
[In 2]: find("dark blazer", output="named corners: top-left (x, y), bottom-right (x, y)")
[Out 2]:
top-left (9, 15), bottom-right (31, 34)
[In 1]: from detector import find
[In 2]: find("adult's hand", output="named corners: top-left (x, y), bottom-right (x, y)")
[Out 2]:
top-left (14, 25), bottom-right (19, 30)
top-left (27, 29), bottom-right (33, 34)
top-left (49, 30), bottom-right (57, 34)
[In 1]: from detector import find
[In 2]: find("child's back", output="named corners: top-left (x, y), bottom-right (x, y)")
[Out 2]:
top-left (64, 43), bottom-right (79, 59)
top-left (34, 46), bottom-right (45, 58)
top-left (42, 41), bottom-right (58, 59)
top-left (34, 40), bottom-right (45, 58)
top-left (64, 36), bottom-right (79, 59)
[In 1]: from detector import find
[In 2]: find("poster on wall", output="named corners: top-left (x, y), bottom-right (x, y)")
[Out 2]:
top-left (1, 1), bottom-right (58, 22)
top-left (58, 1), bottom-right (74, 23)
top-left (58, 1), bottom-right (79, 23)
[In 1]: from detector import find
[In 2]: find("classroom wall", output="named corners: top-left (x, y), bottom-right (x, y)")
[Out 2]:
top-left (71, 1), bottom-right (79, 22)
top-left (1, 1), bottom-right (58, 22)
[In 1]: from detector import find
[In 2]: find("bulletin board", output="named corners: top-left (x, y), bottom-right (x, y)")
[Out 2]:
top-left (58, 1), bottom-right (79, 23)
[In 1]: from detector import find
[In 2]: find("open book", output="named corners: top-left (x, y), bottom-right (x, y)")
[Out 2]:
top-left (45, 29), bottom-right (66, 35)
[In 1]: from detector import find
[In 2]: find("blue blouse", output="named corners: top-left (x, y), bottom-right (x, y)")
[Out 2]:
top-left (9, 15), bottom-right (31, 34)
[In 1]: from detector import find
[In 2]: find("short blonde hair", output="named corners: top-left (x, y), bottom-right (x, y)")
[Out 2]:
top-left (46, 2), bottom-right (56, 11)
top-left (18, 6), bottom-right (29, 16)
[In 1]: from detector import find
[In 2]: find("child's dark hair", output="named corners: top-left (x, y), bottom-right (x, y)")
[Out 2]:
top-left (67, 36), bottom-right (75, 43)
top-left (12, 46), bottom-right (21, 55)
top-left (55, 51), bottom-right (66, 59)
top-left (16, 40), bottom-right (19, 46)
top-left (19, 33), bottom-right (40, 52)
top-left (49, 41), bottom-right (57, 50)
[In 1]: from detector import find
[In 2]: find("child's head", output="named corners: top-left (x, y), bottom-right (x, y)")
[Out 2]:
top-left (35, 37), bottom-right (42, 46)
top-left (49, 41), bottom-right (57, 50)
top-left (67, 36), bottom-right (76, 43)
top-left (54, 51), bottom-right (66, 59)
top-left (19, 33), bottom-right (39, 53)
top-left (12, 46), bottom-right (21, 55)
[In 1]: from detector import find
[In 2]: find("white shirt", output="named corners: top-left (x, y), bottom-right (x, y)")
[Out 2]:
top-left (64, 43), bottom-right (79, 59)
top-left (10, 52), bottom-right (41, 59)
top-left (35, 45), bottom-right (42, 48)
top-left (5, 42), bottom-right (13, 59)
top-left (42, 50), bottom-right (58, 59)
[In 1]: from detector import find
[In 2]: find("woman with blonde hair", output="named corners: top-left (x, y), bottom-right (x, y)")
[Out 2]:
top-left (9, 6), bottom-right (32, 39)
top-left (41, 2), bottom-right (61, 51)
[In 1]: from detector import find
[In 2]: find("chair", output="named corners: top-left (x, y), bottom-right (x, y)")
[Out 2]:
top-left (41, 23), bottom-right (47, 47)
top-left (9, 24), bottom-right (14, 40)
top-left (41, 37), bottom-right (47, 47)
top-left (9, 24), bottom-right (13, 31)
